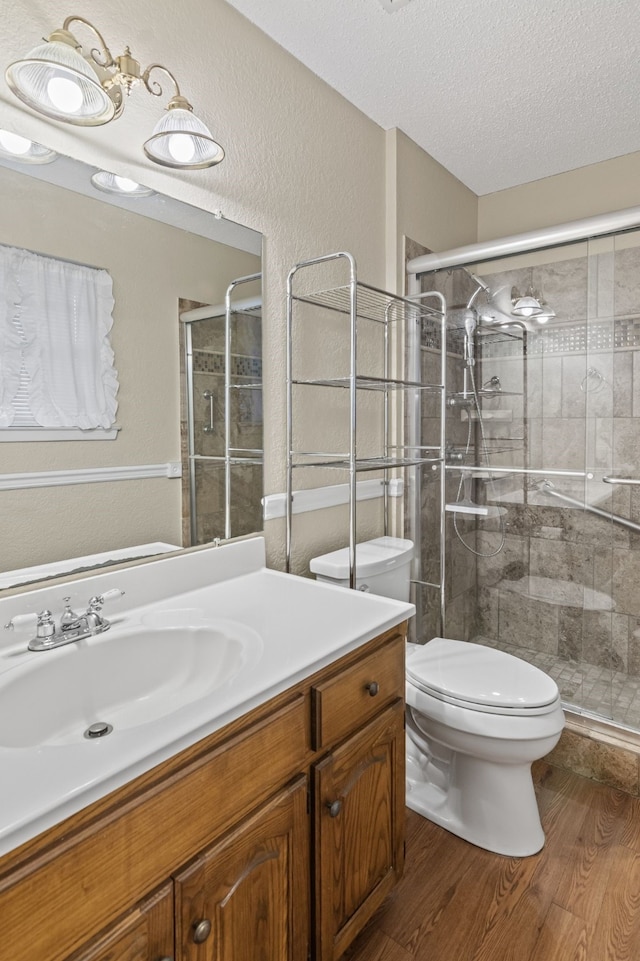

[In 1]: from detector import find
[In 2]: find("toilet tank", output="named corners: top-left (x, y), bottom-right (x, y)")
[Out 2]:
top-left (309, 537), bottom-right (413, 602)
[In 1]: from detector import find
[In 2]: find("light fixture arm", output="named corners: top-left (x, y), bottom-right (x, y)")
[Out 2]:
top-left (59, 19), bottom-right (192, 108)
top-left (142, 65), bottom-right (195, 113)
top-left (61, 16), bottom-right (117, 71)
top-left (143, 64), bottom-right (182, 100)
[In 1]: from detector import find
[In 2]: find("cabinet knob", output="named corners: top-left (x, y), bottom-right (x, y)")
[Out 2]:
top-left (327, 799), bottom-right (342, 818)
top-left (365, 681), bottom-right (380, 697)
top-left (192, 919), bottom-right (212, 943)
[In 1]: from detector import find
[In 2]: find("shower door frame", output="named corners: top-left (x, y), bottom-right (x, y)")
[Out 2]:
top-left (406, 213), bottom-right (640, 730)
top-left (183, 272), bottom-right (263, 545)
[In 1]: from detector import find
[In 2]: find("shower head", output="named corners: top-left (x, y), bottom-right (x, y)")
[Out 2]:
top-left (463, 308), bottom-right (477, 367)
top-left (475, 285), bottom-right (518, 327)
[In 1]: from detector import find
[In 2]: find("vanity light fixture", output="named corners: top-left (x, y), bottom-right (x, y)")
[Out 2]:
top-left (5, 16), bottom-right (224, 169)
top-left (90, 170), bottom-right (155, 197)
top-left (0, 129), bottom-right (58, 164)
top-left (511, 270), bottom-right (556, 323)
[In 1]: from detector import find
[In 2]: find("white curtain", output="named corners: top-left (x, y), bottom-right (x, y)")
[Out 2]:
top-left (0, 244), bottom-right (118, 429)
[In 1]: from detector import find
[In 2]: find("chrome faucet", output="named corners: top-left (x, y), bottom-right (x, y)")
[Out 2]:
top-left (4, 589), bottom-right (125, 651)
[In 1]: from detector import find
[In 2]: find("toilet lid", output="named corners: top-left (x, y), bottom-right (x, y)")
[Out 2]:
top-left (406, 637), bottom-right (559, 710)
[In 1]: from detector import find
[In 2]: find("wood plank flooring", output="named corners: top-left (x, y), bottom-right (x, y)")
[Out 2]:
top-left (343, 761), bottom-right (640, 961)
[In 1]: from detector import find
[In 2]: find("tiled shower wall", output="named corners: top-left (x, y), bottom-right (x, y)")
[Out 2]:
top-left (407, 232), bottom-right (640, 726)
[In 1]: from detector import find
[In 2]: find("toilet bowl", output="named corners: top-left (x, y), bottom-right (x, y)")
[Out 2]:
top-left (406, 638), bottom-right (565, 857)
top-left (309, 539), bottom-right (565, 858)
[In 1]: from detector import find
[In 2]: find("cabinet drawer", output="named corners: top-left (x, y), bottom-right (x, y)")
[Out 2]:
top-left (311, 631), bottom-right (405, 750)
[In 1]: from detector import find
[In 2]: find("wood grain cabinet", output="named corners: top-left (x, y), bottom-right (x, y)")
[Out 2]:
top-left (65, 884), bottom-right (174, 961)
top-left (0, 623), bottom-right (407, 961)
top-left (175, 776), bottom-right (309, 961)
top-left (314, 701), bottom-right (405, 961)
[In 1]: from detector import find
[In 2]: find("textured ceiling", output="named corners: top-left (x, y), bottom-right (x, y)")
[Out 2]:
top-left (224, 0), bottom-right (640, 195)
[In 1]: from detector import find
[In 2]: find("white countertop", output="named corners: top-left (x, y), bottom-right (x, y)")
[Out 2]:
top-left (0, 537), bottom-right (413, 856)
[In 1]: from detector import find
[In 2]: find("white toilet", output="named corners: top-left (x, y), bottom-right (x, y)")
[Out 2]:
top-left (310, 538), bottom-right (565, 858)
top-left (310, 536), bottom-right (414, 601)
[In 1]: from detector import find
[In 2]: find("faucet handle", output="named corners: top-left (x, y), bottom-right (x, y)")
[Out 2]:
top-left (97, 589), bottom-right (125, 604)
top-left (87, 588), bottom-right (125, 611)
top-left (5, 610), bottom-right (55, 639)
top-left (4, 612), bottom-right (39, 632)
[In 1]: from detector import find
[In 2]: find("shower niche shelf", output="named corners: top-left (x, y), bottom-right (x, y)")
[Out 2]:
top-left (448, 389), bottom-right (523, 399)
top-left (286, 251), bottom-right (444, 583)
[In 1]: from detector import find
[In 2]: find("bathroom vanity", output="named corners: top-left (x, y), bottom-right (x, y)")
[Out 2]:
top-left (0, 538), bottom-right (411, 961)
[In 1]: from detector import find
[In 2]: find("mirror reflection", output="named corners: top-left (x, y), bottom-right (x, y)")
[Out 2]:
top-left (0, 143), bottom-right (262, 589)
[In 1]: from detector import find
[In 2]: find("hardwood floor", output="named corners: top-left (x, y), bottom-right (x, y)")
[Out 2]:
top-left (343, 761), bottom-right (640, 961)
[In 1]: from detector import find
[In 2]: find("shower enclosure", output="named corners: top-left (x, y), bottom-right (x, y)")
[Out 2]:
top-left (182, 274), bottom-right (263, 544)
top-left (407, 226), bottom-right (640, 732)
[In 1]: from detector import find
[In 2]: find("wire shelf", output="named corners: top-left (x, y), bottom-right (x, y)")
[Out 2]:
top-left (293, 282), bottom-right (442, 325)
top-left (291, 454), bottom-right (440, 472)
top-left (190, 454), bottom-right (263, 466)
top-left (292, 375), bottom-right (442, 392)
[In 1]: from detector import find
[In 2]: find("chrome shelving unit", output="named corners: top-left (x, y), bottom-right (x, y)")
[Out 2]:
top-left (285, 251), bottom-right (444, 587)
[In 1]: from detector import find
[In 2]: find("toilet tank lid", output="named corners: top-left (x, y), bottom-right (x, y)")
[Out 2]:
top-left (406, 638), bottom-right (560, 710)
top-left (309, 537), bottom-right (413, 579)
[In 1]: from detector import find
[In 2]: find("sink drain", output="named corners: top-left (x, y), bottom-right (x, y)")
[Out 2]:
top-left (84, 721), bottom-right (113, 739)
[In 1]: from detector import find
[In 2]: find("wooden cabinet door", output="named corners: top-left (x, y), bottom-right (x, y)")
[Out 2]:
top-left (64, 882), bottom-right (174, 961)
top-left (314, 700), bottom-right (405, 961)
top-left (174, 776), bottom-right (309, 961)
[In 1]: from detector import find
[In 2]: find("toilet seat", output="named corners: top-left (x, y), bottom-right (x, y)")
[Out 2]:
top-left (406, 637), bottom-right (560, 717)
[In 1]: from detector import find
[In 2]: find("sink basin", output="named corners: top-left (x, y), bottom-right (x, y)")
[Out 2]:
top-left (0, 615), bottom-right (263, 748)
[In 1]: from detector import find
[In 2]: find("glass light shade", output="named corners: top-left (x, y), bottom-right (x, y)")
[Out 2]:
top-left (91, 170), bottom-right (155, 197)
top-left (511, 295), bottom-right (544, 318)
top-left (5, 37), bottom-right (115, 125)
top-left (0, 130), bottom-right (58, 164)
top-left (534, 305), bottom-right (556, 324)
top-left (143, 107), bottom-right (224, 169)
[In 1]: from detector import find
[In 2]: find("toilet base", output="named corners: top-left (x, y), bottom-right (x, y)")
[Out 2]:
top-left (406, 726), bottom-right (546, 858)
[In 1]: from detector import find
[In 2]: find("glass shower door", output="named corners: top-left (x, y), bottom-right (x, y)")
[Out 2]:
top-left (184, 298), bottom-right (263, 546)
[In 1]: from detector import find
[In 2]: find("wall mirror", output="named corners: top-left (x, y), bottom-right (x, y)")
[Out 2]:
top-left (0, 140), bottom-right (263, 591)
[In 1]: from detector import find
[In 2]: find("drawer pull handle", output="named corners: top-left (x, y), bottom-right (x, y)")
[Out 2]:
top-left (327, 799), bottom-right (342, 818)
top-left (366, 681), bottom-right (380, 697)
top-left (192, 919), bottom-right (212, 943)
top-left (158, 957), bottom-right (174, 960)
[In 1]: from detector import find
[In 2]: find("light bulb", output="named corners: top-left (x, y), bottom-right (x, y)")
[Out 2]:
top-left (167, 133), bottom-right (196, 164)
top-left (512, 295), bottom-right (543, 318)
top-left (47, 75), bottom-right (84, 114)
top-left (113, 176), bottom-right (140, 193)
top-left (0, 131), bottom-right (32, 155)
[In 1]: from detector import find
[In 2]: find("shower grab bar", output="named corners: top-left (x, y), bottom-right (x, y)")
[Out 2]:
top-left (603, 476), bottom-right (640, 486)
top-left (446, 466), bottom-right (593, 479)
top-left (538, 481), bottom-right (640, 534)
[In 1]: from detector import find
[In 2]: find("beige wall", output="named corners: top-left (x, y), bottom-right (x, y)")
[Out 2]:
top-left (0, 0), bottom-right (480, 580)
top-left (386, 129), bottom-right (478, 292)
top-left (0, 0), bottom-right (391, 575)
top-left (0, 165), bottom-right (259, 571)
top-left (478, 151), bottom-right (640, 241)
